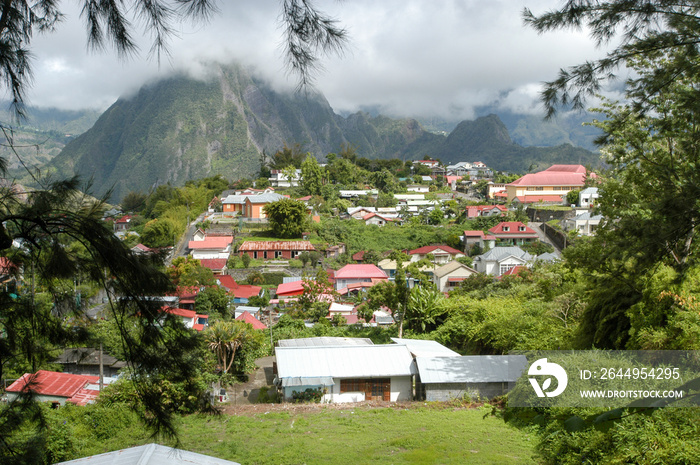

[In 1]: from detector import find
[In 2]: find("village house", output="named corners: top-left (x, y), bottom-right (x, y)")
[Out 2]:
top-left (238, 240), bottom-right (316, 260)
top-left (472, 246), bottom-right (535, 276)
top-left (409, 245), bottom-right (465, 265)
top-left (461, 230), bottom-right (497, 253)
top-left (274, 343), bottom-right (416, 403)
top-left (465, 204), bottom-right (508, 218)
top-left (244, 192), bottom-right (287, 219)
top-left (268, 169), bottom-right (301, 187)
top-left (162, 307), bottom-right (209, 331)
top-left (487, 182), bottom-right (508, 200)
top-left (362, 212), bottom-right (397, 226)
top-left (188, 235), bottom-right (233, 260)
top-left (564, 211), bottom-right (603, 236)
top-left (334, 264), bottom-right (389, 292)
top-left (377, 258), bottom-right (432, 284)
top-left (235, 310), bottom-right (267, 330)
top-left (579, 187), bottom-right (600, 208)
top-left (217, 275), bottom-right (262, 303)
top-left (416, 355), bottom-right (528, 401)
top-left (505, 164), bottom-right (593, 204)
top-left (54, 347), bottom-right (126, 378)
top-left (432, 260), bottom-right (477, 293)
top-left (5, 371), bottom-right (103, 407)
top-left (488, 221), bottom-right (539, 245)
top-left (113, 215), bottom-right (132, 233)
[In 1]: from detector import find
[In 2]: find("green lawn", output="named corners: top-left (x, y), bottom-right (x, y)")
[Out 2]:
top-left (87, 404), bottom-right (538, 465)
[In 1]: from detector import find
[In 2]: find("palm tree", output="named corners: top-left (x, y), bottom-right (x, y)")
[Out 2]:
top-left (206, 321), bottom-right (251, 374)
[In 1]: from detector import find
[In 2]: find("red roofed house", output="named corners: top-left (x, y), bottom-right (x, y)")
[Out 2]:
top-left (188, 235), bottom-right (233, 260)
top-left (163, 307), bottom-right (209, 331)
top-left (275, 280), bottom-right (306, 298)
top-left (488, 222), bottom-right (539, 246)
top-left (462, 230), bottom-right (497, 252)
top-left (363, 212), bottom-right (396, 227)
top-left (235, 311), bottom-right (267, 330)
top-left (505, 164), bottom-right (592, 204)
top-left (5, 370), bottom-right (100, 406)
top-left (334, 264), bottom-right (388, 292)
top-left (465, 205), bottom-right (508, 218)
top-left (216, 275), bottom-right (262, 303)
top-left (409, 245), bottom-right (465, 265)
top-left (113, 215), bottom-right (132, 232)
top-left (238, 240), bottom-right (315, 260)
top-left (199, 258), bottom-right (228, 274)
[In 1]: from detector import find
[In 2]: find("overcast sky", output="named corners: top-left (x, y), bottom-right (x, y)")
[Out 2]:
top-left (23, 0), bottom-right (612, 121)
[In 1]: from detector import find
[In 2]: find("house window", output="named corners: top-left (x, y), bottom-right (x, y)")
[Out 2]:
top-left (518, 226), bottom-right (525, 231)
top-left (500, 264), bottom-right (515, 275)
top-left (503, 226), bottom-right (510, 232)
top-left (340, 379), bottom-right (363, 393)
top-left (535, 186), bottom-right (544, 191)
top-left (253, 251), bottom-right (258, 259)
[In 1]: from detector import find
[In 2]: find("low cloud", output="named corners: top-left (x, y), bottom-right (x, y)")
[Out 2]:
top-left (24, 0), bottom-right (611, 120)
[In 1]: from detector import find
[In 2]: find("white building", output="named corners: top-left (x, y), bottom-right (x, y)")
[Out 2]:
top-left (275, 344), bottom-right (416, 403)
top-left (579, 187), bottom-right (600, 208)
top-left (472, 246), bottom-right (534, 276)
top-left (269, 169), bottom-right (301, 188)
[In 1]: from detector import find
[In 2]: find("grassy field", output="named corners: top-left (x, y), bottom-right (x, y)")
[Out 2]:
top-left (84, 403), bottom-right (538, 464)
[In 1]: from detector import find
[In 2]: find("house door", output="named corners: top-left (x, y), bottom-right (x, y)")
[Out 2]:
top-left (365, 378), bottom-right (390, 401)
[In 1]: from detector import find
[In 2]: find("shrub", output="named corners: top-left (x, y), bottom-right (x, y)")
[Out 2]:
top-left (291, 387), bottom-right (325, 403)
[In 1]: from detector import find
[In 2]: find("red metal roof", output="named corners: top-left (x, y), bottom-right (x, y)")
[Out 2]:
top-left (238, 240), bottom-right (315, 251)
top-left (488, 222), bottom-right (538, 236)
top-left (335, 264), bottom-right (388, 280)
top-left (67, 388), bottom-right (100, 406)
top-left (514, 195), bottom-right (564, 204)
top-left (217, 275), bottom-right (237, 291)
top-left (199, 259), bottom-right (227, 272)
top-left (165, 307), bottom-right (197, 318)
top-left (6, 371), bottom-right (98, 398)
top-left (188, 236), bottom-right (233, 249)
top-left (236, 311), bottom-right (267, 330)
top-left (409, 245), bottom-right (463, 256)
top-left (275, 280), bottom-right (306, 296)
top-left (231, 284), bottom-right (262, 299)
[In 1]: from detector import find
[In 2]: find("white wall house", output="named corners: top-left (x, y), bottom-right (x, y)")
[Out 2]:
top-left (269, 169), bottom-right (301, 187)
top-left (275, 344), bottom-right (417, 403)
top-left (472, 246), bottom-right (534, 276)
top-left (579, 187), bottom-right (600, 208)
top-left (564, 211), bottom-right (603, 236)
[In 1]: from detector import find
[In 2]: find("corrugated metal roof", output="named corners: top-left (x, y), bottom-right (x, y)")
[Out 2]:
top-left (6, 371), bottom-right (97, 398)
top-left (278, 337), bottom-right (374, 347)
top-left (416, 355), bottom-right (528, 384)
top-left (55, 443), bottom-right (241, 464)
top-left (280, 376), bottom-right (335, 387)
top-left (391, 338), bottom-right (460, 358)
top-left (275, 345), bottom-right (416, 379)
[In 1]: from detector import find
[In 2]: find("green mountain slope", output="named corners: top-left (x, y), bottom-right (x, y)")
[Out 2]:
top-left (47, 63), bottom-right (602, 201)
top-left (434, 114), bottom-right (601, 172)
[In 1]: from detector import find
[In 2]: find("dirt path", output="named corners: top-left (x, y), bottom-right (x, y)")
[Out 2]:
top-left (226, 356), bottom-right (275, 405)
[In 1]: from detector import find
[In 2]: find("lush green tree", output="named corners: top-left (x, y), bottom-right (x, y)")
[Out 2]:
top-left (566, 189), bottom-right (580, 206)
top-left (372, 169), bottom-right (398, 193)
top-left (524, 0), bottom-right (700, 117)
top-left (241, 253), bottom-right (251, 269)
top-left (300, 154), bottom-right (324, 196)
top-left (168, 256), bottom-right (216, 287)
top-left (195, 286), bottom-right (231, 317)
top-left (120, 191), bottom-right (147, 212)
top-left (205, 320), bottom-right (255, 375)
top-left (0, 177), bottom-right (208, 461)
top-left (264, 198), bottom-right (308, 238)
top-left (141, 218), bottom-right (177, 248)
